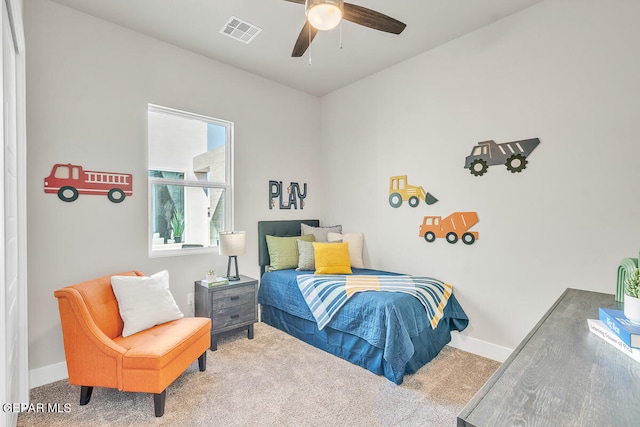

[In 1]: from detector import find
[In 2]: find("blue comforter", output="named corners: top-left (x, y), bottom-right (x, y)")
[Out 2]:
top-left (258, 268), bottom-right (469, 382)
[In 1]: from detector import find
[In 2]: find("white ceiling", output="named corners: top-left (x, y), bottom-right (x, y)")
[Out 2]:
top-left (47, 0), bottom-right (544, 97)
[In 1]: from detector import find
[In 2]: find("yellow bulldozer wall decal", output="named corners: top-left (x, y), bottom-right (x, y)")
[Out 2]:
top-left (388, 175), bottom-right (438, 208)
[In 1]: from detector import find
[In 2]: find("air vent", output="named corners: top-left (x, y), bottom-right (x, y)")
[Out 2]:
top-left (220, 16), bottom-right (262, 44)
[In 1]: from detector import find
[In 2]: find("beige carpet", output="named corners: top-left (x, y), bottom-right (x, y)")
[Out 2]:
top-left (19, 322), bottom-right (500, 427)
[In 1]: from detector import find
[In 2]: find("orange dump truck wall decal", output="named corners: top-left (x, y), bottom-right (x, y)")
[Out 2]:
top-left (44, 163), bottom-right (133, 203)
top-left (419, 212), bottom-right (479, 245)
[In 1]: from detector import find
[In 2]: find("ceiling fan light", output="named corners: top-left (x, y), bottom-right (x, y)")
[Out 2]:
top-left (306, 0), bottom-right (343, 31)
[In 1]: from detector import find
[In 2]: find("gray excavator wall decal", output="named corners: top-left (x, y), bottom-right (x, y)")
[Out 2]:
top-left (464, 138), bottom-right (541, 177)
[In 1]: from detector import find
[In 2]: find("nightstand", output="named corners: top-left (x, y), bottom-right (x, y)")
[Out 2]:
top-left (194, 275), bottom-right (258, 351)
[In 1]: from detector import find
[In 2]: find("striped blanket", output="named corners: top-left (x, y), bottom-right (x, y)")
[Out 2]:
top-left (296, 274), bottom-right (452, 331)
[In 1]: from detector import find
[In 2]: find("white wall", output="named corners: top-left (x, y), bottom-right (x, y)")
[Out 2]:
top-left (26, 0), bottom-right (640, 384)
top-left (319, 0), bottom-right (640, 358)
top-left (25, 0), bottom-right (323, 382)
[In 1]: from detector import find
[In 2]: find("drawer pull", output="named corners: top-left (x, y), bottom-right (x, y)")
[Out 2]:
top-left (230, 314), bottom-right (240, 319)
top-left (230, 296), bottom-right (240, 301)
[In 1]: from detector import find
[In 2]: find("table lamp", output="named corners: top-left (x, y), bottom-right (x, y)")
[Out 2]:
top-left (219, 231), bottom-right (246, 281)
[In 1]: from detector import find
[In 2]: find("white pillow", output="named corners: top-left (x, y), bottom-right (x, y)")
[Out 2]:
top-left (111, 270), bottom-right (184, 337)
top-left (327, 232), bottom-right (364, 268)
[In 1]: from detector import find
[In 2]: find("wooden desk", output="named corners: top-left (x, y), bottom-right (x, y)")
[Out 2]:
top-left (458, 288), bottom-right (640, 426)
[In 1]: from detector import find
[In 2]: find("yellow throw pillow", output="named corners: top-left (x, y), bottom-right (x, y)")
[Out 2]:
top-left (313, 242), bottom-right (352, 274)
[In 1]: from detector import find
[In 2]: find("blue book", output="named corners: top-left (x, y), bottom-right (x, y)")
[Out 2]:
top-left (598, 307), bottom-right (640, 349)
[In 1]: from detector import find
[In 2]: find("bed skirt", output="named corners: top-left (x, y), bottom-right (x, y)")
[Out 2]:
top-left (260, 303), bottom-right (462, 384)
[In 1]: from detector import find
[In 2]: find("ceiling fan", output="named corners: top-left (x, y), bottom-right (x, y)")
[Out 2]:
top-left (283, 0), bottom-right (406, 57)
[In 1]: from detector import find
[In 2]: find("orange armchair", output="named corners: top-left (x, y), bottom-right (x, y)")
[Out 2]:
top-left (54, 271), bottom-right (211, 417)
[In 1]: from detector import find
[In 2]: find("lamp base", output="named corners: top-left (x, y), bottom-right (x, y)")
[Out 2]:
top-left (226, 256), bottom-right (241, 281)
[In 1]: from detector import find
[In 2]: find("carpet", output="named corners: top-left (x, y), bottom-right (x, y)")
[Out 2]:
top-left (18, 322), bottom-right (500, 426)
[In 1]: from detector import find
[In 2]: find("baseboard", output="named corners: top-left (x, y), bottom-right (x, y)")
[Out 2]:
top-left (447, 333), bottom-right (513, 363)
top-left (29, 361), bottom-right (68, 389)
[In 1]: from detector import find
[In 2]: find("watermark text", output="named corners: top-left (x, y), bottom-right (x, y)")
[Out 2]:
top-left (3, 402), bottom-right (72, 413)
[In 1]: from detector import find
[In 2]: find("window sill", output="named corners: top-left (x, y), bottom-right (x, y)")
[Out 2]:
top-left (149, 244), bottom-right (218, 258)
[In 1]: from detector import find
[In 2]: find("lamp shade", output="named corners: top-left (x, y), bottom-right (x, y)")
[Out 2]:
top-left (306, 0), bottom-right (343, 31)
top-left (219, 231), bottom-right (246, 256)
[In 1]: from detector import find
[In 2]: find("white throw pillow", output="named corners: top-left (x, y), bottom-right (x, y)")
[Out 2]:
top-left (111, 270), bottom-right (184, 337)
top-left (327, 232), bottom-right (365, 268)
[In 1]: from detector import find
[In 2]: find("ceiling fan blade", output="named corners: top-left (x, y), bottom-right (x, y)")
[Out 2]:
top-left (282, 0), bottom-right (305, 4)
top-left (343, 3), bottom-right (406, 34)
top-left (292, 21), bottom-right (319, 57)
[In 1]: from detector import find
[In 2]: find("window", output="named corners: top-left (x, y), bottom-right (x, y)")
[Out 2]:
top-left (148, 104), bottom-right (233, 256)
top-left (54, 165), bottom-right (80, 180)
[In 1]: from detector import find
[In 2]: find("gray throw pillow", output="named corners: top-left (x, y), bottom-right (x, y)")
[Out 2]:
top-left (296, 239), bottom-right (315, 271)
top-left (301, 223), bottom-right (342, 242)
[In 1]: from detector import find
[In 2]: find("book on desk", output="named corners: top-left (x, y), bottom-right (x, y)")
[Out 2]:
top-left (598, 307), bottom-right (640, 348)
top-left (588, 318), bottom-right (640, 363)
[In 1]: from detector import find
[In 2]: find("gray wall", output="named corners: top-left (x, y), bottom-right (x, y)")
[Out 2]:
top-left (25, 0), bottom-right (323, 381)
top-left (25, 0), bottom-right (640, 384)
top-left (319, 0), bottom-right (640, 356)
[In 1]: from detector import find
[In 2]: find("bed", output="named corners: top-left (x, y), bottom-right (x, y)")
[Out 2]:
top-left (257, 219), bottom-right (469, 384)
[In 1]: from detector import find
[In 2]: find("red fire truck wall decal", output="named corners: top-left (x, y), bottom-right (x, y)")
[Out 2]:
top-left (44, 163), bottom-right (133, 203)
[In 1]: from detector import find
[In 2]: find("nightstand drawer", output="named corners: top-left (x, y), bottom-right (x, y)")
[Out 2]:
top-left (212, 303), bottom-right (256, 330)
top-left (212, 285), bottom-right (255, 310)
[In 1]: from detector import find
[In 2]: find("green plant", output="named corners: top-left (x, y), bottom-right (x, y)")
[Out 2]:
top-left (625, 268), bottom-right (640, 298)
top-left (171, 212), bottom-right (184, 238)
top-left (208, 269), bottom-right (216, 276)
